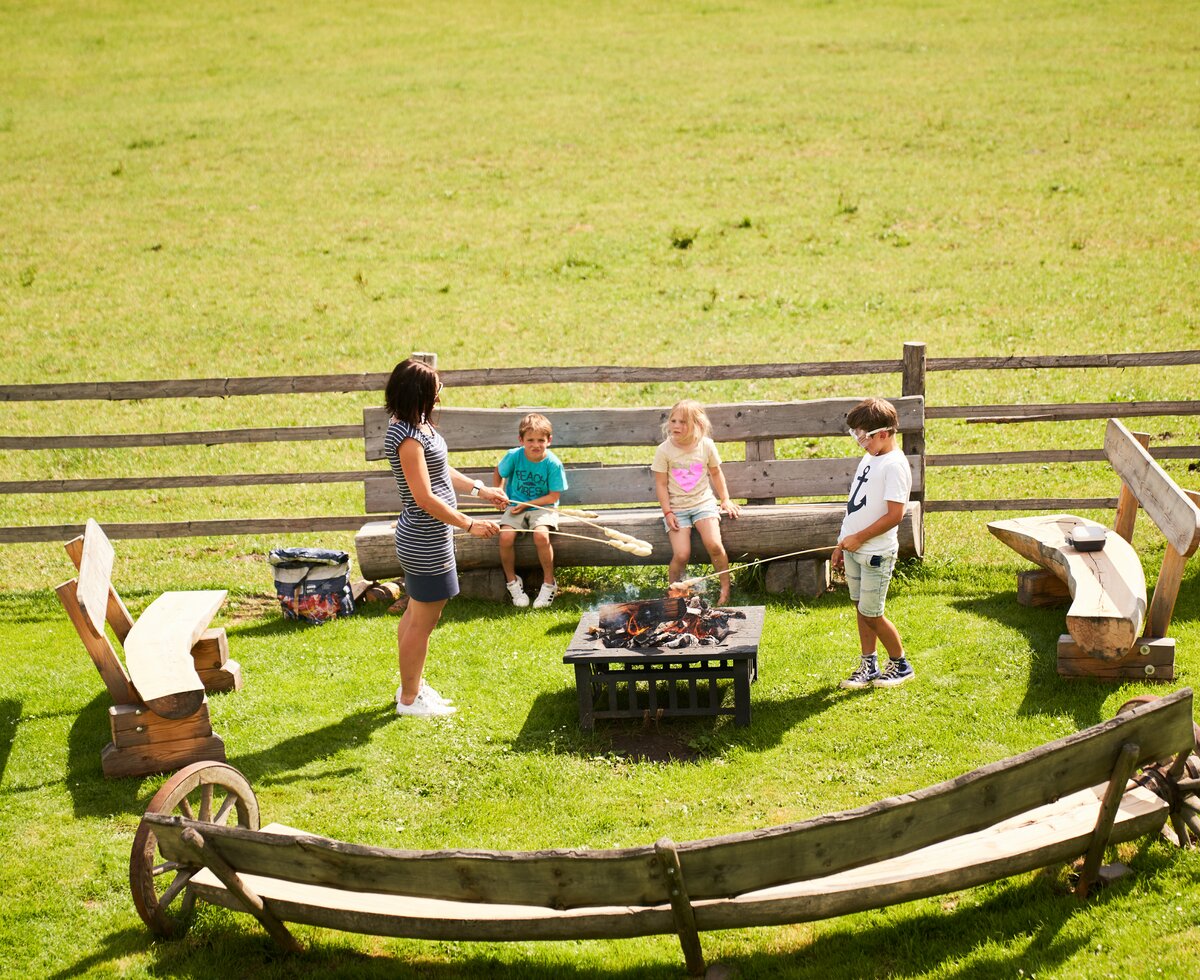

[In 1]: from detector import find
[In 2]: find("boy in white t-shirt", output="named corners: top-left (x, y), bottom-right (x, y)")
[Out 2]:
top-left (832, 398), bottom-right (914, 690)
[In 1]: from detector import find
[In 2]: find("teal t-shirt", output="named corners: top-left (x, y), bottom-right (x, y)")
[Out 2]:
top-left (498, 447), bottom-right (568, 503)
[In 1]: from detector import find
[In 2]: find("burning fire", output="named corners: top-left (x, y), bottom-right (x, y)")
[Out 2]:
top-left (588, 596), bottom-right (746, 649)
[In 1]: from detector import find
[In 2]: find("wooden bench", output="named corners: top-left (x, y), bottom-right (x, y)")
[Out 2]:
top-left (130, 689), bottom-right (1197, 974)
top-left (989, 419), bottom-right (1200, 680)
top-left (355, 384), bottom-right (925, 599)
top-left (54, 519), bottom-right (242, 778)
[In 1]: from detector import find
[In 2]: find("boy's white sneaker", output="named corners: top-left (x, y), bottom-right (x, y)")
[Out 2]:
top-left (396, 688), bottom-right (457, 717)
top-left (506, 576), bottom-right (530, 607)
top-left (533, 582), bottom-right (557, 609)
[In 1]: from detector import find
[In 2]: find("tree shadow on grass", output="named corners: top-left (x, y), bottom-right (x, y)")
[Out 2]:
top-left (950, 592), bottom-right (1111, 729)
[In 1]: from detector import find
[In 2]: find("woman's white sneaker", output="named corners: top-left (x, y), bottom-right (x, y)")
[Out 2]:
top-left (396, 688), bottom-right (457, 717)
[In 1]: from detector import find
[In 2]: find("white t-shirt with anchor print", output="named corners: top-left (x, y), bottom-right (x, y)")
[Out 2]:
top-left (838, 448), bottom-right (912, 555)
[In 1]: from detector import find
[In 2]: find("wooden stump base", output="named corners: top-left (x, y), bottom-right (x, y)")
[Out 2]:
top-left (1057, 635), bottom-right (1175, 681)
top-left (764, 558), bottom-right (830, 599)
top-left (1016, 569), bottom-right (1070, 607)
top-left (100, 733), bottom-right (227, 779)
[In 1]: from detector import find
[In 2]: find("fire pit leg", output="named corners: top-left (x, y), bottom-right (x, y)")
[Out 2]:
top-left (573, 665), bottom-right (595, 731)
top-left (734, 661), bottom-right (753, 727)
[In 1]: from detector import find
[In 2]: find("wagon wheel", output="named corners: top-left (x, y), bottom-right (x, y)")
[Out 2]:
top-left (130, 761), bottom-right (259, 937)
top-left (1116, 695), bottom-right (1200, 845)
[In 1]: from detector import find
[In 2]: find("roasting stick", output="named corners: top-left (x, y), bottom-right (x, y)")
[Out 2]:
top-left (465, 496), bottom-right (657, 551)
top-left (669, 546), bottom-right (832, 591)
top-left (458, 525), bottom-right (654, 558)
top-left (495, 500), bottom-right (654, 552)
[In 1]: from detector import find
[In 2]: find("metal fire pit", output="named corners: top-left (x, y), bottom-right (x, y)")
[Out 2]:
top-left (563, 604), bottom-right (765, 730)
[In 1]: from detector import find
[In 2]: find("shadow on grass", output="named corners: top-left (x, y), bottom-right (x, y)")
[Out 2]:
top-left (0, 697), bottom-right (18, 786)
top-left (62, 690), bottom-right (395, 817)
top-left (724, 872), bottom-right (1092, 978)
top-left (66, 864), bottom-right (1160, 980)
top-left (510, 685), bottom-right (839, 761)
top-left (951, 592), bottom-right (1111, 728)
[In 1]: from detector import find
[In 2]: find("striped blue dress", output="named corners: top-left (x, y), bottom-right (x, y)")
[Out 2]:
top-left (384, 419), bottom-right (456, 576)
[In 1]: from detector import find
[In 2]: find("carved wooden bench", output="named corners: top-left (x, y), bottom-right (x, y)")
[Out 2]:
top-left (130, 689), bottom-right (1196, 974)
top-left (355, 395), bottom-right (925, 600)
top-left (55, 519), bottom-right (241, 778)
top-left (989, 419), bottom-right (1200, 680)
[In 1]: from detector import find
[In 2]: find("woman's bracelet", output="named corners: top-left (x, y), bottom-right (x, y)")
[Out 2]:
top-left (466, 518), bottom-right (475, 532)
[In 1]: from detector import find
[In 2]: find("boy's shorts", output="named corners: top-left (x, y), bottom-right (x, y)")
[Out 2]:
top-left (843, 550), bottom-right (897, 618)
top-left (499, 506), bottom-right (560, 531)
top-left (664, 504), bottom-right (721, 532)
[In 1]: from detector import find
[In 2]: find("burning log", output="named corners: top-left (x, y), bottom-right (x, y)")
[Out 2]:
top-left (588, 597), bottom-right (746, 650)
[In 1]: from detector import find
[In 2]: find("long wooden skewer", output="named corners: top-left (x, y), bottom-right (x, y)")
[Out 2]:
top-left (670, 546), bottom-right (833, 590)
top-left (459, 524), bottom-right (653, 558)
top-left (475, 498), bottom-right (653, 552)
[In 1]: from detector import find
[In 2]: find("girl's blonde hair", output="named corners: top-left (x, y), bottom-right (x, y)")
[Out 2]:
top-left (662, 399), bottom-right (712, 444)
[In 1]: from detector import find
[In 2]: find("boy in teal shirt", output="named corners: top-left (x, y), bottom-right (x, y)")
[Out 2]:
top-left (494, 413), bottom-right (569, 608)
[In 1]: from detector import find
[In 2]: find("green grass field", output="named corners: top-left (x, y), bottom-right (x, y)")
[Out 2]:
top-left (2, 1), bottom-right (1199, 977)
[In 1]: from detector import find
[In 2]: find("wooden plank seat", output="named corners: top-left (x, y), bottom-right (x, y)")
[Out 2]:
top-left (355, 393), bottom-right (926, 600)
top-left (988, 515), bottom-right (1146, 659)
top-left (54, 519), bottom-right (241, 778)
top-left (989, 419), bottom-right (1200, 680)
top-left (131, 689), bottom-right (1197, 974)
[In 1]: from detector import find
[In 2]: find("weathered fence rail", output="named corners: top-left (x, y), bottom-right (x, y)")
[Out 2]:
top-left (2, 346), bottom-right (1198, 543)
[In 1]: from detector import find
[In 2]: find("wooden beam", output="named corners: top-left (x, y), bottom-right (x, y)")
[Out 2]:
top-left (64, 533), bottom-right (135, 641)
top-left (931, 400), bottom-right (1200, 423)
top-left (123, 591), bottom-right (226, 719)
top-left (364, 397), bottom-right (927, 458)
top-left (54, 579), bottom-right (138, 706)
top-left (1113, 430), bottom-right (1151, 543)
top-left (654, 839), bottom-right (705, 977)
top-left (178, 826), bottom-right (303, 952)
top-left (0, 515), bottom-right (370, 544)
top-left (926, 351), bottom-right (1200, 372)
top-left (1076, 742), bottom-right (1141, 898)
top-left (76, 519), bottom-right (115, 639)
top-left (0, 424), bottom-right (361, 451)
top-left (1105, 419), bottom-right (1200, 558)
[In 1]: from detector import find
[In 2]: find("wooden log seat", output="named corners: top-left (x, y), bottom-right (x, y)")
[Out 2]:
top-left (54, 519), bottom-right (241, 778)
top-left (354, 395), bottom-right (926, 600)
top-left (989, 419), bottom-right (1200, 679)
top-left (130, 690), bottom-right (1197, 975)
top-left (988, 514), bottom-right (1146, 660)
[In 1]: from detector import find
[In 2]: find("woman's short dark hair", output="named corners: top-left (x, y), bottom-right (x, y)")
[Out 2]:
top-left (385, 359), bottom-right (439, 426)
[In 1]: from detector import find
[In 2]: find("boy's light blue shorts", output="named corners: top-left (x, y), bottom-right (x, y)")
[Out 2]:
top-left (844, 550), bottom-right (897, 618)
top-left (665, 504), bottom-right (721, 532)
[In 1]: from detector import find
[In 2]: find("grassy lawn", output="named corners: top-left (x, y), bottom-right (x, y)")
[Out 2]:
top-left (2, 1), bottom-right (1200, 977)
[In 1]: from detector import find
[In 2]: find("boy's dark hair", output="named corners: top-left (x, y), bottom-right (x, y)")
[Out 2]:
top-left (846, 397), bottom-right (898, 432)
top-left (385, 359), bottom-right (439, 427)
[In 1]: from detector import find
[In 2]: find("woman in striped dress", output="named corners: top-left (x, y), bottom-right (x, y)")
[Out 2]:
top-left (385, 359), bottom-right (506, 717)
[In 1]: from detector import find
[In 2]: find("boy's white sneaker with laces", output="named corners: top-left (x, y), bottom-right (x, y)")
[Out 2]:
top-left (533, 582), bottom-right (557, 609)
top-left (395, 688), bottom-right (457, 717)
top-left (506, 576), bottom-right (530, 607)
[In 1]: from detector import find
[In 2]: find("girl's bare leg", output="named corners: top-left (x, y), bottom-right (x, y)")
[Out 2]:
top-left (695, 517), bottom-right (731, 603)
top-left (667, 525), bottom-right (692, 586)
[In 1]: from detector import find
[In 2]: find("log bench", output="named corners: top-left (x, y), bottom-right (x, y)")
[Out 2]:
top-left (54, 519), bottom-right (242, 778)
top-left (130, 689), bottom-right (1197, 974)
top-left (989, 419), bottom-right (1200, 680)
top-left (355, 390), bottom-right (925, 600)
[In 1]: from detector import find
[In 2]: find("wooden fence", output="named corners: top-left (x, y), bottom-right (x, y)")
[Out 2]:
top-left (2, 346), bottom-right (1198, 543)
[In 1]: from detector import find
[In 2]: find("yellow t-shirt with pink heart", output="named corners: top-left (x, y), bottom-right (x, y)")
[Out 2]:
top-left (652, 437), bottom-right (721, 510)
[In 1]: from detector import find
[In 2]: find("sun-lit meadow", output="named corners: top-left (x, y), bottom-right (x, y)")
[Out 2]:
top-left (2, 1), bottom-right (1199, 977)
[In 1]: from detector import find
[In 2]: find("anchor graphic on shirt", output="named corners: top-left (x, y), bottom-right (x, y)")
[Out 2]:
top-left (846, 464), bottom-right (871, 514)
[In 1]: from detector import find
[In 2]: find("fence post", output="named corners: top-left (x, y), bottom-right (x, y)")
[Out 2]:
top-left (902, 341), bottom-right (926, 502)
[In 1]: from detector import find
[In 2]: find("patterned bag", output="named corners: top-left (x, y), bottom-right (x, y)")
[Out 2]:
top-left (268, 547), bottom-right (355, 624)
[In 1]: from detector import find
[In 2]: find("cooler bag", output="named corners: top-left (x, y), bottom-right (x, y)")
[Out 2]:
top-left (268, 547), bottom-right (355, 624)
